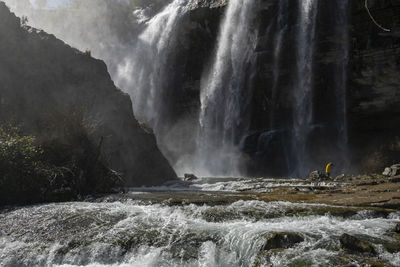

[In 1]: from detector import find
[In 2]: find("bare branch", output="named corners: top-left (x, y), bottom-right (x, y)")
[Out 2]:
top-left (365, 0), bottom-right (391, 32)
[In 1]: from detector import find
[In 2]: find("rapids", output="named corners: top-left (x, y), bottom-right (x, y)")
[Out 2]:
top-left (1, 178), bottom-right (400, 267)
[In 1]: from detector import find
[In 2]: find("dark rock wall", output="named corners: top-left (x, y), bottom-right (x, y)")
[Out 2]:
top-left (348, 0), bottom-right (400, 172)
top-left (0, 2), bottom-right (177, 186)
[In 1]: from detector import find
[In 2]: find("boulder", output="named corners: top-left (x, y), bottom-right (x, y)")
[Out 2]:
top-left (339, 233), bottom-right (376, 255)
top-left (309, 170), bottom-right (328, 181)
top-left (383, 167), bottom-right (392, 176)
top-left (184, 173), bottom-right (198, 181)
top-left (382, 164), bottom-right (400, 177)
top-left (260, 232), bottom-right (304, 251)
top-left (393, 223), bottom-right (400, 233)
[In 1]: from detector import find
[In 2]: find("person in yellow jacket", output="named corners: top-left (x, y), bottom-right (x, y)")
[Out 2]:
top-left (325, 162), bottom-right (333, 177)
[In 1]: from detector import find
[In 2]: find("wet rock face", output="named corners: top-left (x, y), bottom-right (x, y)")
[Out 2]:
top-left (0, 3), bottom-right (177, 187)
top-left (340, 233), bottom-right (376, 255)
top-left (348, 1), bottom-right (400, 172)
top-left (189, 0), bottom-right (228, 9)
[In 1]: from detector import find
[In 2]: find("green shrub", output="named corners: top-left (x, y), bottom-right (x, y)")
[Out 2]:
top-left (0, 125), bottom-right (122, 206)
top-left (0, 126), bottom-right (49, 204)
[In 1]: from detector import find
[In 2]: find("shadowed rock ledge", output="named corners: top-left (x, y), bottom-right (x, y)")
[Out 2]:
top-left (0, 2), bottom-right (177, 188)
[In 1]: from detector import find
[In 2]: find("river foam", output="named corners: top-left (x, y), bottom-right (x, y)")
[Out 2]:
top-left (1, 199), bottom-right (399, 266)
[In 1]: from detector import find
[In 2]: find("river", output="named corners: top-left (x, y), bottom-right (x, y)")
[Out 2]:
top-left (1, 178), bottom-right (400, 266)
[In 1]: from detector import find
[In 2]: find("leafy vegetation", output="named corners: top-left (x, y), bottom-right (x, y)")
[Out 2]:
top-left (0, 126), bottom-right (49, 204)
top-left (0, 125), bottom-right (122, 206)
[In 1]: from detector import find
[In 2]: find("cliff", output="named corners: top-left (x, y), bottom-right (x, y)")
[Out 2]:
top-left (0, 2), bottom-right (177, 187)
top-left (347, 0), bottom-right (400, 172)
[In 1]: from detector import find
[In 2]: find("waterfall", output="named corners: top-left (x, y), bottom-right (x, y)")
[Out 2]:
top-left (117, 0), bottom-right (194, 131)
top-left (195, 0), bottom-right (259, 177)
top-left (292, 0), bottom-right (318, 177)
top-left (269, 0), bottom-right (289, 129)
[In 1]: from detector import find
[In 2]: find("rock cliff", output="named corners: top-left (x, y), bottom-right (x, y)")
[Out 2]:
top-left (0, 2), bottom-right (177, 186)
top-left (347, 0), bottom-right (400, 172)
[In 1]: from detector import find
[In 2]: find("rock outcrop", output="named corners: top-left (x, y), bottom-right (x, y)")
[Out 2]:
top-left (189, 0), bottom-right (227, 9)
top-left (309, 170), bottom-right (329, 181)
top-left (0, 2), bottom-right (177, 187)
top-left (383, 164), bottom-right (400, 177)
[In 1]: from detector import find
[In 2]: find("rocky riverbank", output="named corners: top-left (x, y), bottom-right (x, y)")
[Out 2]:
top-left (107, 173), bottom-right (400, 211)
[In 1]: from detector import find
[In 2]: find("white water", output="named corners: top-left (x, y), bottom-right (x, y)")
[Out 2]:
top-left (129, 177), bottom-right (339, 193)
top-left (1, 199), bottom-right (399, 267)
top-left (117, 0), bottom-right (194, 130)
top-left (194, 0), bottom-right (259, 177)
top-left (292, 0), bottom-right (318, 177)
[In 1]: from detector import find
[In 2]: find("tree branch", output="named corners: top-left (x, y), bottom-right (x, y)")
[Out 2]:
top-left (365, 0), bottom-right (391, 32)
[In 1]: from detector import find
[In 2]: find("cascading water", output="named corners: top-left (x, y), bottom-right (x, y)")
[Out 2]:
top-left (117, 0), bottom-right (194, 131)
top-left (292, 0), bottom-right (318, 177)
top-left (195, 0), bottom-right (260, 177)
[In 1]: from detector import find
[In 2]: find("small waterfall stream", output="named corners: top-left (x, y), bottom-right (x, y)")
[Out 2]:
top-left (292, 0), bottom-right (318, 177)
top-left (195, 0), bottom-right (260, 177)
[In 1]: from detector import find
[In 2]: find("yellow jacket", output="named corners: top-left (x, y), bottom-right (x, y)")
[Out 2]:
top-left (325, 162), bottom-right (333, 174)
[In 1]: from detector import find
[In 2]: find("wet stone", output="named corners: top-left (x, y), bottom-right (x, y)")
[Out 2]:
top-left (383, 164), bottom-right (400, 177)
top-left (260, 232), bottom-right (304, 251)
top-left (393, 223), bottom-right (400, 233)
top-left (309, 170), bottom-right (328, 181)
top-left (184, 173), bottom-right (198, 181)
top-left (339, 233), bottom-right (376, 255)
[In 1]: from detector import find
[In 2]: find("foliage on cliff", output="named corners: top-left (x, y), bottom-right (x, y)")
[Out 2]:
top-left (0, 124), bottom-right (122, 206)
